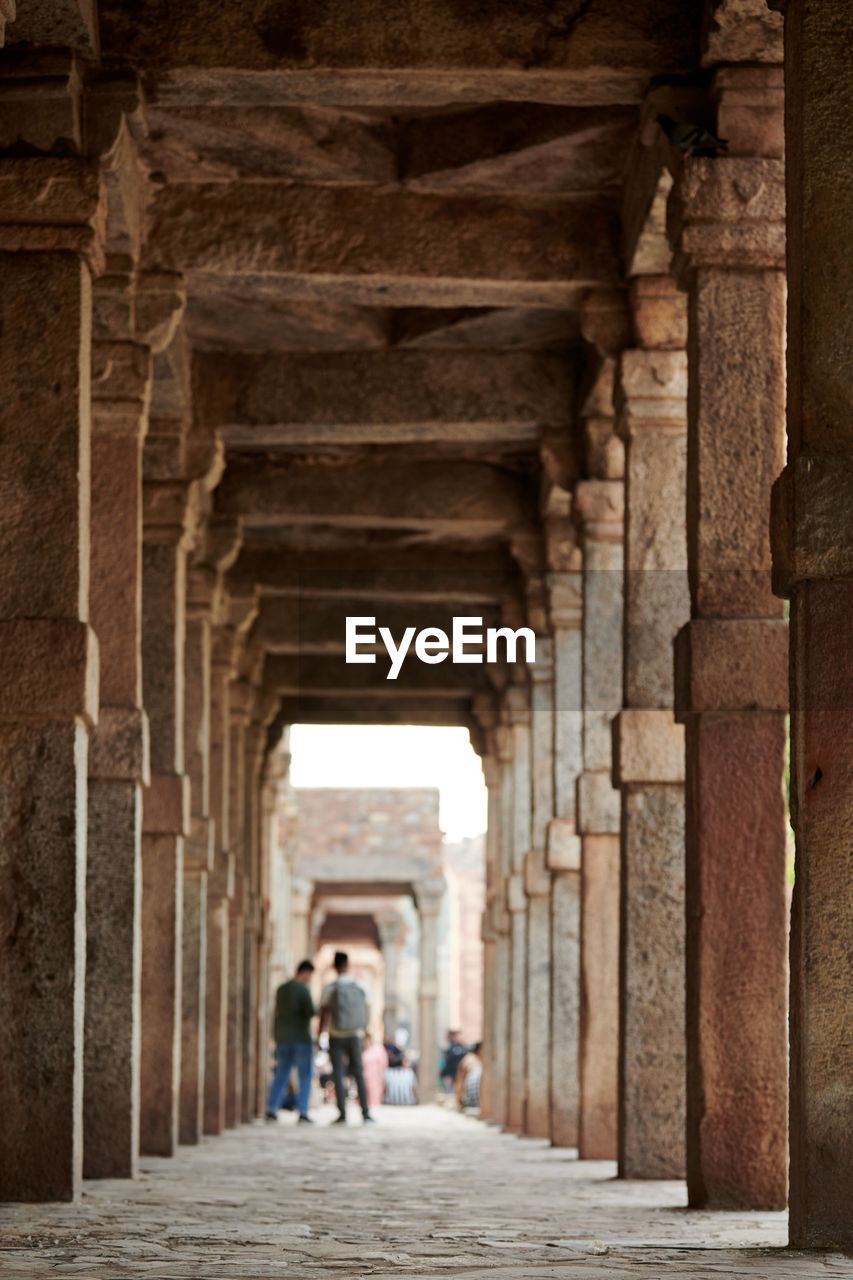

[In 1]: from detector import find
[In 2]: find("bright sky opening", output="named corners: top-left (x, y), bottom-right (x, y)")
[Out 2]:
top-left (288, 724), bottom-right (487, 841)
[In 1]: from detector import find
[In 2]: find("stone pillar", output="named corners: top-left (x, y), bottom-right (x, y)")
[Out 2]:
top-left (224, 680), bottom-right (251, 1127)
top-left (85, 307), bottom-right (152, 1180)
top-left (415, 880), bottom-right (445, 1103)
top-left (575, 479), bottom-right (624, 1159)
top-left (669, 87), bottom-right (788, 1208)
top-left (524, 643), bottom-right (554, 1139)
top-left (290, 880), bottom-right (313, 966)
top-left (242, 720), bottom-right (266, 1122)
top-left (140, 480), bottom-right (191, 1156)
top-left (484, 728), bottom-right (513, 1126)
top-left (547, 565), bottom-right (584, 1148)
top-left (179, 567), bottom-right (216, 1144)
top-left (612, 278), bottom-right (689, 1178)
top-left (476, 755), bottom-right (502, 1122)
top-left (772, 2), bottom-right (853, 1245)
top-left (0, 161), bottom-right (101, 1201)
top-left (204, 638), bottom-right (232, 1135)
top-left (377, 911), bottom-right (406, 1041)
top-left (504, 686), bottom-right (531, 1134)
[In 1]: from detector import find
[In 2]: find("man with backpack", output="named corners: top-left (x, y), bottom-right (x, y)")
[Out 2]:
top-left (319, 951), bottom-right (375, 1125)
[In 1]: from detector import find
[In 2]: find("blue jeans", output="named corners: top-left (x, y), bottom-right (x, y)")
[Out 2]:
top-left (267, 1041), bottom-right (314, 1117)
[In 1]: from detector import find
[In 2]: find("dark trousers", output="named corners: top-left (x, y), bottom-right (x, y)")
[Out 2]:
top-left (329, 1035), bottom-right (369, 1118)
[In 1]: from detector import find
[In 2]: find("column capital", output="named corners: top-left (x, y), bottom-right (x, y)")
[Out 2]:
top-left (612, 708), bottom-right (685, 787)
top-left (628, 275), bottom-right (687, 350)
top-left (142, 480), bottom-right (193, 547)
top-left (414, 878), bottom-right (445, 916)
top-left (574, 479), bottom-right (624, 544)
top-left (524, 849), bottom-right (552, 898)
top-left (504, 683), bottom-right (530, 727)
top-left (186, 564), bottom-right (220, 621)
top-left (135, 270), bottom-right (186, 354)
top-left (667, 156), bottom-right (785, 283)
top-left (482, 755), bottom-right (502, 791)
top-left (548, 570), bottom-right (583, 631)
top-left (0, 156), bottom-right (106, 272)
top-left (615, 348), bottom-right (687, 440)
top-left (229, 679), bottom-right (256, 727)
top-left (91, 339), bottom-right (152, 439)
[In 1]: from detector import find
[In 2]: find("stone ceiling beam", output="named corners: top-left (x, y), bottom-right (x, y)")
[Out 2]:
top-left (274, 694), bottom-right (473, 727)
top-left (193, 349), bottom-right (573, 446)
top-left (146, 184), bottom-right (620, 287)
top-left (228, 547), bottom-right (520, 604)
top-left (252, 598), bottom-right (504, 654)
top-left (214, 460), bottom-right (537, 536)
top-left (262, 653), bottom-right (498, 696)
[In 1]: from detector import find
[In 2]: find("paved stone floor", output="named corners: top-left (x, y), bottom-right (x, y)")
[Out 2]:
top-left (2, 1105), bottom-right (852, 1279)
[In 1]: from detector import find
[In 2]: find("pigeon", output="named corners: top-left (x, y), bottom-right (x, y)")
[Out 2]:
top-left (656, 113), bottom-right (728, 157)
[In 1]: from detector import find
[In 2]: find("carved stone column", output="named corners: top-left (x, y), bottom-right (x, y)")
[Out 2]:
top-left (224, 679), bottom-right (252, 1128)
top-left (546, 563), bottom-right (584, 1148)
top-left (476, 754), bottom-right (502, 1122)
top-left (504, 685), bottom-right (530, 1134)
top-left (575, 478), bottom-right (624, 1159)
top-left (415, 879), bottom-right (445, 1102)
top-left (669, 81), bottom-right (788, 1208)
top-left (179, 566), bottom-right (217, 1144)
top-left (524, 642), bottom-right (554, 1139)
top-left (772, 1), bottom-right (853, 1246)
top-left (377, 910), bottom-right (406, 1042)
top-left (612, 278), bottom-right (689, 1178)
top-left (139, 478), bottom-right (192, 1156)
top-left (203, 631), bottom-right (233, 1135)
top-left (0, 158), bottom-right (102, 1201)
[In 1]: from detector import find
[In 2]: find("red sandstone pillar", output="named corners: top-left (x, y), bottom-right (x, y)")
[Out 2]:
top-left (204, 639), bottom-right (232, 1134)
top-left (140, 478), bottom-right (192, 1156)
top-left (179, 567), bottom-right (216, 1144)
top-left (669, 80), bottom-right (788, 1207)
top-left (85, 306), bottom-right (152, 1180)
top-left (547, 565), bottom-right (584, 1149)
top-left (0, 162), bottom-right (102, 1201)
top-left (612, 277), bottom-right (689, 1178)
top-left (575, 479), bottom-right (624, 1159)
top-left (773, 0), bottom-right (853, 1246)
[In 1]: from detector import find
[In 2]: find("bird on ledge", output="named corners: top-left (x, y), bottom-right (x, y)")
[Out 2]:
top-left (656, 113), bottom-right (729, 157)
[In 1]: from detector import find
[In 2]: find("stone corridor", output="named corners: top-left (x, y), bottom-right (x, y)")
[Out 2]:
top-left (3, 1105), bottom-right (844, 1280)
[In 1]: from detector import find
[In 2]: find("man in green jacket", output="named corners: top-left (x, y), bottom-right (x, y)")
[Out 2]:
top-left (265, 959), bottom-right (317, 1123)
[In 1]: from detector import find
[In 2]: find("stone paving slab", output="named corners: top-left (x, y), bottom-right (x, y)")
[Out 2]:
top-left (1, 1106), bottom-right (851, 1279)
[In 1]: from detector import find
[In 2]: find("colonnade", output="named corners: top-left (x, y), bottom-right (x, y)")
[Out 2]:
top-left (477, 32), bottom-right (853, 1243)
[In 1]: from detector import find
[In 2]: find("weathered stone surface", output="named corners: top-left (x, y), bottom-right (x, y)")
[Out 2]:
top-left (88, 706), bottom-right (150, 783)
top-left (674, 618), bottom-right (788, 717)
top-left (179, 869), bottom-right (207, 1145)
top-left (577, 769), bottom-right (620, 835)
top-left (0, 620), bottom-right (98, 725)
top-left (0, 1105), bottom-right (816, 1279)
top-left (619, 785), bottom-right (685, 1178)
top-left (0, 721), bottom-right (87, 1201)
top-left (613, 708), bottom-right (684, 785)
top-left (85, 777), bottom-right (141, 1179)
top-left (147, 182), bottom-right (620, 287)
top-left (780, 1), bottom-right (853, 1248)
top-left (684, 713), bottom-right (788, 1210)
top-left (216, 460), bottom-right (537, 537)
top-left (579, 833), bottom-right (619, 1159)
top-left (101, 0), bottom-right (700, 78)
top-left (195, 350), bottom-right (573, 440)
top-left (0, 254), bottom-right (93, 621)
top-left (550, 868), bottom-right (581, 1148)
top-left (140, 832), bottom-right (183, 1156)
